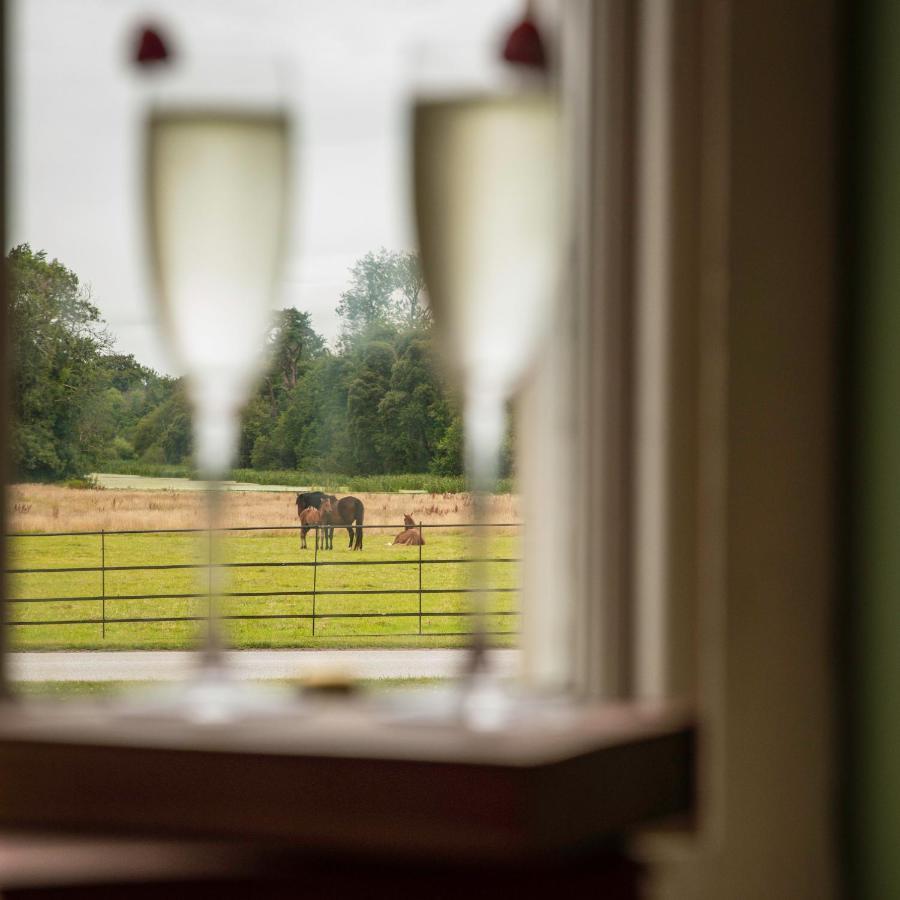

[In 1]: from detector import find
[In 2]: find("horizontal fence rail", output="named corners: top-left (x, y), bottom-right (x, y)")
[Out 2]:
top-left (5, 523), bottom-right (521, 641)
top-left (7, 523), bottom-right (523, 538)
top-left (6, 558), bottom-right (520, 575)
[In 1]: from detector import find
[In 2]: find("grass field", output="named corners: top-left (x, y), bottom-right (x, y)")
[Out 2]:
top-left (7, 527), bottom-right (520, 651)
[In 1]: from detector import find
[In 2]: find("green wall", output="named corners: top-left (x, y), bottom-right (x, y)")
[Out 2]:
top-left (852, 0), bottom-right (900, 894)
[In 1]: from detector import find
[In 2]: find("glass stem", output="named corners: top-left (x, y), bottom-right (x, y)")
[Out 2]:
top-left (191, 393), bottom-right (239, 675)
top-left (464, 385), bottom-right (505, 676)
top-left (200, 480), bottom-right (226, 673)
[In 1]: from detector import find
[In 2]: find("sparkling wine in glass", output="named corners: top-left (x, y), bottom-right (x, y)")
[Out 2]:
top-left (144, 63), bottom-right (292, 720)
top-left (413, 75), bottom-right (562, 725)
top-left (148, 111), bottom-right (289, 480)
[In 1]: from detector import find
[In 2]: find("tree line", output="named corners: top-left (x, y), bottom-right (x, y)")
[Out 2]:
top-left (8, 244), bottom-right (511, 482)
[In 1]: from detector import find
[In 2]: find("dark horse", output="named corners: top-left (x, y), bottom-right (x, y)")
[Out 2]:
top-left (295, 491), bottom-right (330, 514)
top-left (296, 492), bottom-right (365, 550)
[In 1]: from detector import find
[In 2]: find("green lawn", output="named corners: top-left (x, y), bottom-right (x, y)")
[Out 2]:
top-left (7, 529), bottom-right (520, 651)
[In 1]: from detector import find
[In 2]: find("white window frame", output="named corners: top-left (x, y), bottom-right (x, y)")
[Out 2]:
top-left (519, 0), bottom-right (728, 710)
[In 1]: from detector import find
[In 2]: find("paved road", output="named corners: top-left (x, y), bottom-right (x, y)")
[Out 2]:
top-left (89, 473), bottom-right (432, 494)
top-left (9, 648), bottom-right (519, 683)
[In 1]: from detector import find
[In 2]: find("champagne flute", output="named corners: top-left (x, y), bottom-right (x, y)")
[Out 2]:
top-left (143, 57), bottom-right (293, 720)
top-left (412, 52), bottom-right (563, 726)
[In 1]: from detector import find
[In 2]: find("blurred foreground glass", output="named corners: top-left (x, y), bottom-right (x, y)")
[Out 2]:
top-left (143, 58), bottom-right (293, 720)
top-left (412, 47), bottom-right (562, 725)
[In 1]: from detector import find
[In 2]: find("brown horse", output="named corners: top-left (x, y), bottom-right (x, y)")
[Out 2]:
top-left (393, 514), bottom-right (425, 546)
top-left (323, 494), bottom-right (366, 550)
top-left (317, 496), bottom-right (336, 550)
top-left (298, 506), bottom-right (321, 550)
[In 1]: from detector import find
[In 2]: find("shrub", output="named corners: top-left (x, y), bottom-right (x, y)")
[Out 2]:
top-left (62, 475), bottom-right (103, 490)
top-left (108, 436), bottom-right (135, 460)
top-left (139, 444), bottom-right (167, 465)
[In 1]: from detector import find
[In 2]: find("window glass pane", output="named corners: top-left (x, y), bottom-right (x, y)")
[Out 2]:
top-left (7, 0), bottom-right (533, 704)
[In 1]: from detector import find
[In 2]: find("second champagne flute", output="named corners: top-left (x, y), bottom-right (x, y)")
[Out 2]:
top-left (412, 48), bottom-right (563, 727)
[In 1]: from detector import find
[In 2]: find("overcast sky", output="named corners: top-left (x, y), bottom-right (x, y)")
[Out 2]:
top-left (9, 0), bottom-right (517, 375)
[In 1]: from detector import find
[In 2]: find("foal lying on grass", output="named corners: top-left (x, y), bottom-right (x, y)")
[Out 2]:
top-left (393, 514), bottom-right (425, 546)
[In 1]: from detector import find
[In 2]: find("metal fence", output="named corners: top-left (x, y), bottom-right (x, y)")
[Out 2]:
top-left (4, 523), bottom-right (521, 640)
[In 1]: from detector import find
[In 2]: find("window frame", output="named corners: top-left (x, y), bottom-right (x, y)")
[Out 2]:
top-left (0, 0), bottom-right (712, 857)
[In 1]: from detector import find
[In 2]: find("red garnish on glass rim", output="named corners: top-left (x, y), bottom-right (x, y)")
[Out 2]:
top-left (501, 2), bottom-right (546, 69)
top-left (134, 26), bottom-right (171, 66)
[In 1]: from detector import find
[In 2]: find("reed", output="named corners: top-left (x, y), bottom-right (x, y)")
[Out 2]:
top-left (7, 484), bottom-right (522, 535)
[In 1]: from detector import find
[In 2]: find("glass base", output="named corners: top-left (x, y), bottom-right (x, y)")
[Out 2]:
top-left (376, 673), bottom-right (575, 732)
top-left (115, 665), bottom-right (298, 725)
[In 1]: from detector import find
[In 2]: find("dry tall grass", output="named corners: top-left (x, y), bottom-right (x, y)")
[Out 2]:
top-left (8, 484), bottom-right (522, 535)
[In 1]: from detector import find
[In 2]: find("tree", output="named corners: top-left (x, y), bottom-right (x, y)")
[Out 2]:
top-left (377, 333), bottom-right (450, 471)
top-left (101, 353), bottom-right (161, 393)
top-left (430, 414), bottom-right (463, 476)
top-left (238, 394), bottom-right (273, 468)
top-left (392, 251), bottom-right (429, 329)
top-left (239, 309), bottom-right (329, 466)
top-left (263, 355), bottom-right (353, 471)
top-left (346, 341), bottom-right (395, 473)
top-left (131, 380), bottom-right (192, 464)
top-left (337, 249), bottom-right (429, 345)
top-left (428, 410), bottom-right (515, 479)
top-left (261, 309), bottom-right (326, 416)
top-left (96, 353), bottom-right (176, 461)
top-left (9, 245), bottom-right (113, 479)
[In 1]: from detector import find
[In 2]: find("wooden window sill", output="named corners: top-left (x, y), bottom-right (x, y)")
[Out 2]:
top-left (0, 698), bottom-right (693, 865)
top-left (0, 832), bottom-right (647, 897)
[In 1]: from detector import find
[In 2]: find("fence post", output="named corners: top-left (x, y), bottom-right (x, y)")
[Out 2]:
top-left (312, 526), bottom-right (318, 636)
top-left (418, 522), bottom-right (423, 635)
top-left (101, 529), bottom-right (106, 639)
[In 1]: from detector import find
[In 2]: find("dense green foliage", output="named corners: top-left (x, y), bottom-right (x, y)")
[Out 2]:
top-left (94, 460), bottom-right (513, 494)
top-left (9, 245), bottom-right (181, 480)
top-left (245, 250), bottom-right (468, 476)
top-left (9, 246), bottom-right (514, 484)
